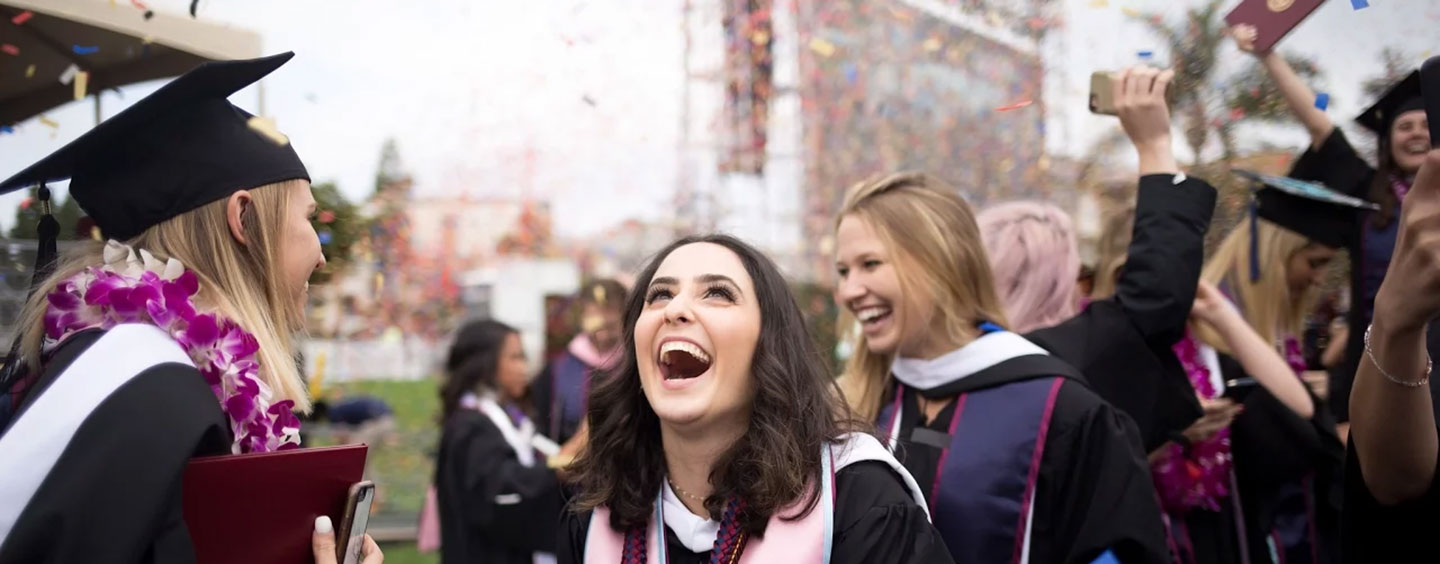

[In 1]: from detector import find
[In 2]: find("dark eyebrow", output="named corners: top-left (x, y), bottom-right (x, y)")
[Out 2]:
top-left (697, 274), bottom-right (739, 287)
top-left (648, 274), bottom-right (740, 288)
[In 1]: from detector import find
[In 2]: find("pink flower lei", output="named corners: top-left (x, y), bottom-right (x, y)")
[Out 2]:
top-left (1153, 327), bottom-right (1233, 513)
top-left (41, 241), bottom-right (301, 454)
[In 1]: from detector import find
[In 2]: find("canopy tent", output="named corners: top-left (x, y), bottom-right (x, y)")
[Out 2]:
top-left (0, 0), bottom-right (262, 126)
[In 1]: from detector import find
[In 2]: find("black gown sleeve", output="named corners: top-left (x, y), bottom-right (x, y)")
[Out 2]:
top-left (1288, 129), bottom-right (1375, 201)
top-left (1034, 382), bottom-right (1171, 564)
top-left (529, 362), bottom-right (557, 440)
top-left (557, 506), bottom-right (591, 564)
top-left (829, 461), bottom-right (954, 564)
top-left (0, 363), bottom-right (231, 564)
top-left (1112, 173), bottom-right (1216, 345)
top-left (1340, 429), bottom-right (1440, 563)
top-left (1026, 174), bottom-right (1213, 451)
top-left (440, 414), bottom-right (565, 553)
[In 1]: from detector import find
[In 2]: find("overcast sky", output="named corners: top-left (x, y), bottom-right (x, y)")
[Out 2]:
top-left (1, 0), bottom-right (1437, 235)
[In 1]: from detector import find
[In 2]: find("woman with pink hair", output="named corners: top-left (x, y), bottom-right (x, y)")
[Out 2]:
top-left (978, 202), bottom-right (1083, 334)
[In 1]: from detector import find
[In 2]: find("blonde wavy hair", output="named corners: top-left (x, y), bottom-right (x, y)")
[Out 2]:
top-left (1090, 203), bottom-right (1136, 300)
top-left (1193, 220), bottom-right (1318, 353)
top-left (834, 172), bottom-right (1010, 421)
top-left (16, 180), bottom-right (312, 412)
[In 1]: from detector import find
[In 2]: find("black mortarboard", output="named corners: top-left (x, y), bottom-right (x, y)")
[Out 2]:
top-left (0, 52), bottom-right (309, 241)
top-left (1356, 70), bottom-right (1425, 135)
top-left (1234, 170), bottom-right (1378, 280)
top-left (0, 53), bottom-right (308, 401)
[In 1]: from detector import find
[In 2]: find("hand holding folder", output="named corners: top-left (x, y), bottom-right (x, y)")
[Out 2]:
top-left (182, 444), bottom-right (368, 564)
top-left (1224, 0), bottom-right (1326, 54)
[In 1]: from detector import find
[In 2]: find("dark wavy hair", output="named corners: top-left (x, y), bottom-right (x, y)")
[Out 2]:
top-left (567, 234), bottom-right (857, 535)
top-left (439, 319), bottom-right (519, 421)
top-left (1369, 131), bottom-right (1406, 230)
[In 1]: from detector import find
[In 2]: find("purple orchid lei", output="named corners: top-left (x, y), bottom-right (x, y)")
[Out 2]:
top-left (1153, 326), bottom-right (1233, 513)
top-left (41, 241), bottom-right (301, 454)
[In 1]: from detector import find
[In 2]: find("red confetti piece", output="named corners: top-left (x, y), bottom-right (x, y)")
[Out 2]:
top-left (1, 44), bottom-right (17, 56)
top-left (318, 210), bottom-right (336, 224)
top-left (994, 100), bottom-right (1034, 112)
top-left (11, 10), bottom-right (33, 25)
top-left (19, 198), bottom-right (32, 210)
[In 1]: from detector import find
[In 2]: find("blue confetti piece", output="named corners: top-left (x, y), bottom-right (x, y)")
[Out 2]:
top-left (318, 231), bottom-right (333, 245)
top-left (72, 45), bottom-right (98, 55)
top-left (1350, 0), bottom-right (1367, 8)
top-left (1314, 92), bottom-right (1330, 111)
top-left (1138, 50), bottom-right (1154, 59)
top-left (0, 125), bottom-right (12, 134)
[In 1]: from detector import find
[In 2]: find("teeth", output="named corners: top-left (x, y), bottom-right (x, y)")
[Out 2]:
top-left (856, 307), bottom-right (890, 322)
top-left (660, 341), bottom-right (711, 364)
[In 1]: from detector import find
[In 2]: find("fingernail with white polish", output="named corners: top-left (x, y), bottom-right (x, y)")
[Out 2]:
top-left (315, 516), bottom-right (333, 534)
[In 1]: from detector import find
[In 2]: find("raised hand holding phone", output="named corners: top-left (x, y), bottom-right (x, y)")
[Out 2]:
top-left (1114, 65), bottom-right (1179, 176)
top-left (312, 515), bottom-right (383, 564)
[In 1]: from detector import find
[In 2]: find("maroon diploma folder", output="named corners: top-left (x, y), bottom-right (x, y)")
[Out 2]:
top-left (1224, 0), bottom-right (1327, 54)
top-left (182, 444), bottom-right (368, 564)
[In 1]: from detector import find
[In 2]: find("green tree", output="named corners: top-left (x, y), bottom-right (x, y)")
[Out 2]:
top-left (9, 188), bottom-right (80, 241)
top-left (309, 182), bottom-right (367, 283)
top-left (374, 138), bottom-right (409, 194)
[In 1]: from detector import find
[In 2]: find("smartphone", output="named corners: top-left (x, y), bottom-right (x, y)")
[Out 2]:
top-left (335, 480), bottom-right (375, 564)
top-left (1090, 71), bottom-right (1117, 116)
top-left (1222, 377), bottom-right (1260, 403)
top-left (1421, 55), bottom-right (1440, 144)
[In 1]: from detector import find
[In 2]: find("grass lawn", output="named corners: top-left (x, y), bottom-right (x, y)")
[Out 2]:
top-left (309, 378), bottom-right (441, 518)
top-left (377, 542), bottom-right (436, 564)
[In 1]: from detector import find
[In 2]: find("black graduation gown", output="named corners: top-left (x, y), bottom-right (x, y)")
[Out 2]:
top-left (1027, 173), bottom-right (1216, 452)
top-left (1165, 354), bottom-right (1343, 564)
top-left (888, 363), bottom-right (1171, 564)
top-left (1340, 429), bottom-right (1440, 563)
top-left (556, 461), bottom-right (953, 564)
top-left (435, 409), bottom-right (566, 564)
top-left (1287, 130), bottom-right (1440, 423)
top-left (0, 327), bottom-right (233, 564)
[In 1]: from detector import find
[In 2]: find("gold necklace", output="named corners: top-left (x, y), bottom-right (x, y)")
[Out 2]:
top-left (668, 477), bottom-right (708, 503)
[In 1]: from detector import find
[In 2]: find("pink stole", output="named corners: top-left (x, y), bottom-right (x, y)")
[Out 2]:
top-left (583, 443), bottom-right (838, 563)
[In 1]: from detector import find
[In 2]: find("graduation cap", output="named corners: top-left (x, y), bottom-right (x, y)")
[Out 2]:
top-left (0, 53), bottom-right (307, 391)
top-left (1356, 70), bottom-right (1424, 135)
top-left (1234, 170), bottom-right (1379, 281)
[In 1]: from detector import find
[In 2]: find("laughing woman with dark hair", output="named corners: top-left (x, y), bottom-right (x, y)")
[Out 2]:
top-left (559, 234), bottom-right (949, 564)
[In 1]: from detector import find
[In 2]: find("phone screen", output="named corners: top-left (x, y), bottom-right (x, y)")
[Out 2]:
top-left (340, 484), bottom-right (374, 564)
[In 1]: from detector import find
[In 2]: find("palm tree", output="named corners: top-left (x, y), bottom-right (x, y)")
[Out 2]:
top-left (1362, 47), bottom-right (1414, 99)
top-left (1081, 0), bottom-right (1325, 174)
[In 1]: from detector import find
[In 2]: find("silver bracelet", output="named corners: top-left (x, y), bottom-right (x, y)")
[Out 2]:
top-left (1363, 324), bottom-right (1432, 388)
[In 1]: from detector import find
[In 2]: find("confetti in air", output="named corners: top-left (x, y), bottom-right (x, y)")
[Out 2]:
top-left (246, 117), bottom-right (290, 146)
top-left (1350, 0), bottom-right (1368, 8)
top-left (0, 126), bottom-right (13, 135)
top-left (25, 64), bottom-right (35, 78)
top-left (39, 115), bottom-right (59, 129)
top-left (808, 37), bottom-right (836, 57)
top-left (74, 71), bottom-right (89, 101)
top-left (59, 64), bottom-right (79, 85)
top-left (995, 100), bottom-right (1035, 112)
top-left (0, 44), bottom-right (17, 56)
top-left (11, 11), bottom-right (33, 25)
top-left (73, 45), bottom-right (100, 55)
top-left (1314, 93), bottom-right (1330, 111)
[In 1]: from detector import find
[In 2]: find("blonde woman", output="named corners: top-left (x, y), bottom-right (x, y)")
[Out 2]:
top-left (828, 67), bottom-right (1204, 564)
top-left (0, 55), bottom-right (380, 564)
top-left (1153, 184), bottom-right (1357, 564)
